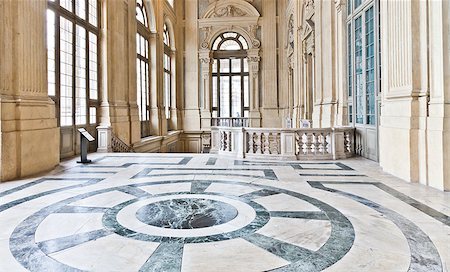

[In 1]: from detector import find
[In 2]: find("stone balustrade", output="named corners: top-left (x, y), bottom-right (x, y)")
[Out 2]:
top-left (210, 127), bottom-right (354, 160)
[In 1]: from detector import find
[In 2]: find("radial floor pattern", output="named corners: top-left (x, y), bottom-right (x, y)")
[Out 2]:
top-left (0, 154), bottom-right (449, 272)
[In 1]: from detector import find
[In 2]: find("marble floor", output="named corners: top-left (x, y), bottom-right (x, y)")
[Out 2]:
top-left (0, 154), bottom-right (449, 272)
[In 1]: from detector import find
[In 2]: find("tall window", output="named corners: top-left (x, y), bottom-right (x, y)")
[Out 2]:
top-left (211, 32), bottom-right (249, 118)
top-left (47, 0), bottom-right (99, 127)
top-left (347, 0), bottom-right (379, 125)
top-left (163, 23), bottom-right (172, 121)
top-left (136, 0), bottom-right (151, 138)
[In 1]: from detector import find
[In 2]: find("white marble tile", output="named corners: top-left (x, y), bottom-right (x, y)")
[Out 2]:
top-left (256, 217), bottom-right (331, 251)
top-left (182, 238), bottom-right (289, 272)
top-left (68, 191), bottom-right (135, 208)
top-left (35, 213), bottom-right (104, 243)
top-left (50, 234), bottom-right (159, 271)
top-left (205, 183), bottom-right (257, 196)
top-left (254, 193), bottom-right (321, 212)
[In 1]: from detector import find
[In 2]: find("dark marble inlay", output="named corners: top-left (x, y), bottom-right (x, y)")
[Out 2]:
top-left (190, 181), bottom-right (212, 194)
top-left (299, 173), bottom-right (366, 177)
top-left (270, 211), bottom-right (328, 221)
top-left (38, 229), bottom-right (111, 254)
top-left (132, 168), bottom-right (279, 180)
top-left (206, 157), bottom-right (217, 165)
top-left (240, 189), bottom-right (280, 200)
top-left (234, 160), bottom-right (354, 171)
top-left (139, 242), bottom-right (183, 272)
top-left (136, 198), bottom-right (238, 229)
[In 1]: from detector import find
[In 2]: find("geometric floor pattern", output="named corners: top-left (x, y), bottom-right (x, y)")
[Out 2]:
top-left (0, 153), bottom-right (448, 271)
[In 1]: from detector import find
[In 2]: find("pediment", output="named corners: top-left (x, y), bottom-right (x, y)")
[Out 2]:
top-left (203, 0), bottom-right (260, 19)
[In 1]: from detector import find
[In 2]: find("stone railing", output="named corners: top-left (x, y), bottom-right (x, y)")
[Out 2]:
top-left (111, 133), bottom-right (135, 153)
top-left (210, 127), bottom-right (354, 160)
top-left (211, 117), bottom-right (259, 128)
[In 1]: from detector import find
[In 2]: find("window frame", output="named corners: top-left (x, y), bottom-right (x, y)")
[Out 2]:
top-left (47, 0), bottom-right (100, 128)
top-left (211, 32), bottom-right (250, 118)
top-left (346, 0), bottom-right (380, 127)
top-left (136, 0), bottom-right (152, 138)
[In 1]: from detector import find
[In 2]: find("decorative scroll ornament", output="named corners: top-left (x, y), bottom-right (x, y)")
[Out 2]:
top-left (213, 5), bottom-right (247, 17)
top-left (305, 0), bottom-right (315, 16)
top-left (200, 27), bottom-right (212, 49)
top-left (247, 25), bottom-right (261, 48)
top-left (287, 15), bottom-right (295, 57)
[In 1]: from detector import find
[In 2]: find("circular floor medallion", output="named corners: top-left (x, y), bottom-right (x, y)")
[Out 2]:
top-left (136, 198), bottom-right (238, 229)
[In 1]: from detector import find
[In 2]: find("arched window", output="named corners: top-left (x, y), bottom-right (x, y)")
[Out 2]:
top-left (136, 0), bottom-right (151, 138)
top-left (46, 0), bottom-right (99, 158)
top-left (163, 23), bottom-right (172, 121)
top-left (212, 32), bottom-right (249, 118)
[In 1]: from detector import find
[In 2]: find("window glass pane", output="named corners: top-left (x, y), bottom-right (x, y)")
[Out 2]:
top-left (349, 105), bottom-right (353, 124)
top-left (212, 59), bottom-right (218, 73)
top-left (243, 58), bottom-right (248, 72)
top-left (219, 39), bottom-right (241, 50)
top-left (365, 7), bottom-right (375, 125)
top-left (164, 54), bottom-right (170, 71)
top-left (220, 59), bottom-right (229, 73)
top-left (354, 0), bottom-right (362, 9)
top-left (212, 76), bottom-right (217, 108)
top-left (231, 76), bottom-right (241, 117)
top-left (75, 0), bottom-right (86, 19)
top-left (231, 59), bottom-right (241, 73)
top-left (354, 16), bottom-right (364, 124)
top-left (89, 107), bottom-right (96, 124)
top-left (347, 0), bottom-right (352, 15)
top-left (244, 76), bottom-right (249, 108)
top-left (238, 36), bottom-right (248, 49)
top-left (88, 0), bottom-right (98, 26)
top-left (75, 25), bottom-right (87, 125)
top-left (46, 10), bottom-right (56, 96)
top-left (89, 32), bottom-right (98, 100)
top-left (223, 33), bottom-right (237, 39)
top-left (60, 17), bottom-right (74, 126)
top-left (61, 0), bottom-right (73, 12)
top-left (164, 72), bottom-right (171, 119)
top-left (347, 23), bottom-right (352, 97)
top-left (212, 37), bottom-right (221, 50)
top-left (136, 0), bottom-right (148, 27)
top-left (220, 76), bottom-right (230, 117)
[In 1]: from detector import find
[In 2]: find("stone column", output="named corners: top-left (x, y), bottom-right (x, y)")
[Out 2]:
top-left (0, 0), bottom-right (59, 180)
top-left (248, 50), bottom-right (261, 127)
top-left (183, 0), bottom-right (201, 132)
top-left (335, 0), bottom-right (348, 126)
top-left (97, 0), bottom-right (112, 152)
top-left (199, 50), bottom-right (213, 129)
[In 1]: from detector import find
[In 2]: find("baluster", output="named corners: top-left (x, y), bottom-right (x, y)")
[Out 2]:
top-left (247, 132), bottom-right (254, 153)
top-left (325, 133), bottom-right (331, 153)
top-left (256, 132), bottom-right (262, 154)
top-left (310, 133), bottom-right (317, 154)
top-left (318, 133), bottom-right (324, 153)
top-left (302, 133), bottom-right (309, 154)
top-left (263, 133), bottom-right (270, 154)
top-left (295, 133), bottom-right (301, 155)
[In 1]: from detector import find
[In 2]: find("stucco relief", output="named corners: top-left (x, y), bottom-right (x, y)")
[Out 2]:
top-left (212, 5), bottom-right (247, 17)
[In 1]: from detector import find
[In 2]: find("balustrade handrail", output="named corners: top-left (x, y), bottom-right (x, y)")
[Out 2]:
top-left (210, 126), bottom-right (355, 160)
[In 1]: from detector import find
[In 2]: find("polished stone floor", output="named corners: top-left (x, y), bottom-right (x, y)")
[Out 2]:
top-left (0, 154), bottom-right (449, 272)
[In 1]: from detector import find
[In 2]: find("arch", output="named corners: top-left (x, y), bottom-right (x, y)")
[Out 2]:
top-left (207, 26), bottom-right (256, 50)
top-left (212, 32), bottom-right (249, 51)
top-left (203, 0), bottom-right (260, 19)
top-left (143, 0), bottom-right (156, 33)
top-left (163, 16), bottom-right (176, 50)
